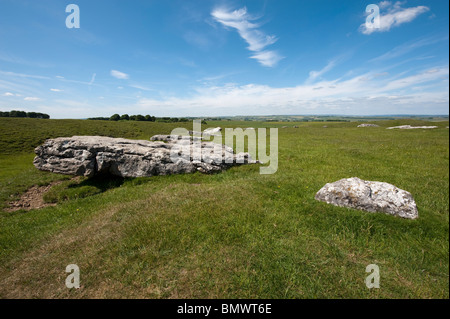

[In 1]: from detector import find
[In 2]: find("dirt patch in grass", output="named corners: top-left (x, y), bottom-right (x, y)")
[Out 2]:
top-left (6, 178), bottom-right (79, 212)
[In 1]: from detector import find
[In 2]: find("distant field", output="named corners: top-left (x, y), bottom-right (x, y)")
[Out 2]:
top-left (0, 117), bottom-right (448, 298)
top-left (216, 115), bottom-right (450, 122)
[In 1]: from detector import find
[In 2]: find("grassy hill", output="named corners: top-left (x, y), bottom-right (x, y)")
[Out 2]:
top-left (0, 117), bottom-right (448, 298)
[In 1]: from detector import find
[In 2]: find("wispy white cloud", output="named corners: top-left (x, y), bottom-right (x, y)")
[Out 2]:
top-left (89, 73), bottom-right (96, 85)
top-left (2, 92), bottom-right (16, 96)
top-left (0, 70), bottom-right (50, 80)
top-left (50, 88), bottom-right (63, 92)
top-left (211, 7), bottom-right (283, 67)
top-left (24, 97), bottom-right (41, 101)
top-left (378, 1), bottom-right (392, 10)
top-left (0, 52), bottom-right (53, 68)
top-left (201, 71), bottom-right (240, 82)
top-left (129, 84), bottom-right (154, 91)
top-left (307, 60), bottom-right (338, 83)
top-left (0, 79), bottom-right (39, 97)
top-left (178, 57), bottom-right (197, 68)
top-left (250, 51), bottom-right (283, 68)
top-left (306, 54), bottom-right (352, 83)
top-left (183, 31), bottom-right (212, 49)
top-left (135, 66), bottom-right (448, 115)
top-left (56, 75), bottom-right (99, 86)
top-left (360, 1), bottom-right (430, 35)
top-left (16, 65), bottom-right (446, 118)
top-left (110, 70), bottom-right (130, 80)
top-left (370, 35), bottom-right (448, 62)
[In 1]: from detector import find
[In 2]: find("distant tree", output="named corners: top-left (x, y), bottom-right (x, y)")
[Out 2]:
top-left (110, 114), bottom-right (120, 121)
top-left (201, 120), bottom-right (207, 125)
top-left (144, 115), bottom-right (156, 122)
top-left (135, 114), bottom-right (145, 121)
top-left (120, 114), bottom-right (130, 121)
top-left (129, 115), bottom-right (137, 121)
top-left (171, 118), bottom-right (179, 122)
top-left (1, 110), bottom-right (49, 119)
top-left (10, 110), bottom-right (27, 118)
top-left (88, 117), bottom-right (109, 121)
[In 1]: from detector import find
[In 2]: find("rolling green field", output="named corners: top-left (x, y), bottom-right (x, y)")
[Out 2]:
top-left (0, 117), bottom-right (448, 299)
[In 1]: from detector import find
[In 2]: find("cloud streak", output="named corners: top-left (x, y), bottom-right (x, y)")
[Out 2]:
top-left (212, 7), bottom-right (283, 67)
top-left (24, 97), bottom-right (41, 101)
top-left (370, 35), bottom-right (448, 62)
top-left (0, 70), bottom-right (50, 80)
top-left (89, 73), bottom-right (96, 85)
top-left (360, 1), bottom-right (430, 35)
top-left (307, 60), bottom-right (338, 83)
top-left (135, 66), bottom-right (448, 116)
top-left (110, 70), bottom-right (130, 80)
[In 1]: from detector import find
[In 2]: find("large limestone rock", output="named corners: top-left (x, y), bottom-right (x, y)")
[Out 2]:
top-left (203, 127), bottom-right (222, 136)
top-left (358, 124), bottom-right (380, 128)
top-left (34, 136), bottom-right (255, 178)
top-left (387, 125), bottom-right (437, 130)
top-left (187, 127), bottom-right (222, 138)
top-left (315, 177), bottom-right (418, 219)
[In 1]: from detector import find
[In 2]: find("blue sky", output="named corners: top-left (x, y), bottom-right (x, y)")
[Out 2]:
top-left (0, 0), bottom-right (448, 118)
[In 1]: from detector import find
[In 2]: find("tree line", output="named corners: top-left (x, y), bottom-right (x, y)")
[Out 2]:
top-left (88, 114), bottom-right (191, 123)
top-left (0, 110), bottom-right (50, 119)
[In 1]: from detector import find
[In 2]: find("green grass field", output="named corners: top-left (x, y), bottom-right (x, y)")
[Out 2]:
top-left (0, 117), bottom-right (448, 298)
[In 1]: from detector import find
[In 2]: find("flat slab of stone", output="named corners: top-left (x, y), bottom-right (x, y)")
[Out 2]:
top-left (315, 177), bottom-right (418, 219)
top-left (358, 124), bottom-right (380, 128)
top-left (34, 136), bottom-right (255, 178)
top-left (387, 125), bottom-right (438, 130)
top-left (203, 127), bottom-right (222, 136)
